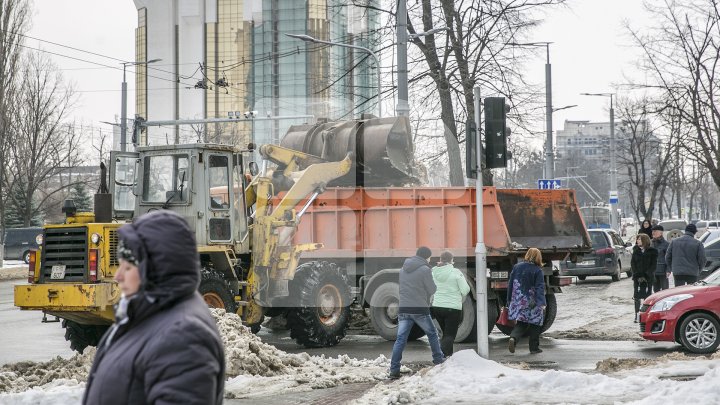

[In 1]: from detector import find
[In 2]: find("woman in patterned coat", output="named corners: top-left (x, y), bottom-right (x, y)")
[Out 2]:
top-left (506, 248), bottom-right (546, 354)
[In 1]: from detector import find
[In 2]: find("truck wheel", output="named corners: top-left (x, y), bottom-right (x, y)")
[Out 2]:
top-left (199, 269), bottom-right (237, 313)
top-left (540, 294), bottom-right (558, 333)
top-left (368, 281), bottom-right (426, 341)
top-left (22, 250), bottom-right (31, 264)
top-left (287, 261), bottom-right (351, 348)
top-left (62, 319), bottom-right (109, 354)
top-left (495, 294), bottom-right (558, 336)
top-left (456, 296), bottom-right (481, 343)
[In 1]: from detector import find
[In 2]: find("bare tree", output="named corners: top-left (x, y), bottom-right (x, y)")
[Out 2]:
top-left (614, 96), bottom-right (676, 221)
top-left (6, 52), bottom-right (84, 226)
top-left (0, 0), bottom-right (30, 231)
top-left (628, 0), bottom-right (720, 191)
top-left (404, 0), bottom-right (565, 186)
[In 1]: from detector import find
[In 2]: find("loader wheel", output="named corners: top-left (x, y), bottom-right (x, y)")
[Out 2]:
top-left (62, 320), bottom-right (109, 354)
top-left (287, 261), bottom-right (351, 348)
top-left (199, 269), bottom-right (237, 313)
top-left (496, 294), bottom-right (558, 336)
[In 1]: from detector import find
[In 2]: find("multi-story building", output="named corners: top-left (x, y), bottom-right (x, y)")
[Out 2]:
top-left (132, 0), bottom-right (379, 148)
top-left (555, 120), bottom-right (627, 161)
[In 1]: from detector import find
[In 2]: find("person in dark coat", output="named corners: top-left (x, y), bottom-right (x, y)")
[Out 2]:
top-left (506, 248), bottom-right (546, 354)
top-left (389, 246), bottom-right (444, 379)
top-left (639, 219), bottom-right (653, 238)
top-left (83, 211), bottom-right (225, 405)
top-left (666, 223), bottom-right (707, 286)
top-left (631, 233), bottom-right (658, 322)
top-left (651, 225), bottom-right (670, 292)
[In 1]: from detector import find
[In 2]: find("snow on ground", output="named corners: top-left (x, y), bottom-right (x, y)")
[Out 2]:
top-left (0, 262), bottom-right (26, 280)
top-left (0, 309), bottom-right (390, 404)
top-left (544, 275), bottom-right (640, 341)
top-left (353, 349), bottom-right (720, 405)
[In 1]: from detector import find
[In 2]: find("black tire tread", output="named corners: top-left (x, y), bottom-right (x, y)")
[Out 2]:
top-left (287, 261), bottom-right (351, 348)
top-left (62, 319), bottom-right (109, 354)
top-left (199, 269), bottom-right (237, 313)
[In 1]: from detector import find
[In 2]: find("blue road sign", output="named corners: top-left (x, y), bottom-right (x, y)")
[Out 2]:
top-left (537, 179), bottom-right (562, 190)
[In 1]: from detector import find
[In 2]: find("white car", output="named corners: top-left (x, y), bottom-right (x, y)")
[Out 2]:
top-left (657, 219), bottom-right (688, 241)
top-left (695, 219), bottom-right (720, 238)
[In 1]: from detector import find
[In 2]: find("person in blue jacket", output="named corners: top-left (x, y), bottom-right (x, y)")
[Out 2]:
top-left (506, 248), bottom-right (546, 354)
top-left (431, 251), bottom-right (471, 356)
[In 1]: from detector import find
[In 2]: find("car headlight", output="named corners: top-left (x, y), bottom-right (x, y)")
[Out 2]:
top-left (35, 234), bottom-right (43, 245)
top-left (91, 233), bottom-right (101, 244)
top-left (649, 294), bottom-right (693, 312)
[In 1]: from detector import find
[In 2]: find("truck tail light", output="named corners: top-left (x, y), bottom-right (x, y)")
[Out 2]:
top-left (27, 251), bottom-right (37, 283)
top-left (89, 249), bottom-right (98, 282)
top-left (595, 247), bottom-right (613, 255)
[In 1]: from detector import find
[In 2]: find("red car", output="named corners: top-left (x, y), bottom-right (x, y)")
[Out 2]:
top-left (639, 270), bottom-right (720, 353)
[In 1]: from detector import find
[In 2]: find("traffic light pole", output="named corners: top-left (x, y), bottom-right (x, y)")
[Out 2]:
top-left (474, 87), bottom-right (489, 359)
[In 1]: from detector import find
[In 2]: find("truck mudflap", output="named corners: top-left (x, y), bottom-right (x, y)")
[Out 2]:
top-left (14, 283), bottom-right (118, 323)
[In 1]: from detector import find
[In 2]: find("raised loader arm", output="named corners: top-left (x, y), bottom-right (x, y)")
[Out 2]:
top-left (244, 145), bottom-right (352, 324)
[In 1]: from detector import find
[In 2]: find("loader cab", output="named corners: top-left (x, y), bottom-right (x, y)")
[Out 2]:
top-left (109, 144), bottom-right (250, 249)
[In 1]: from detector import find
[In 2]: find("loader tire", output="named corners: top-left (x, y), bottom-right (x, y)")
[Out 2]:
top-left (495, 294), bottom-right (558, 336)
top-left (62, 320), bottom-right (109, 354)
top-left (199, 269), bottom-right (237, 313)
top-left (287, 261), bottom-right (351, 348)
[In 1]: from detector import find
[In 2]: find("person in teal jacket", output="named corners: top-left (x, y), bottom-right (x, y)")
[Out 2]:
top-left (431, 251), bottom-right (471, 356)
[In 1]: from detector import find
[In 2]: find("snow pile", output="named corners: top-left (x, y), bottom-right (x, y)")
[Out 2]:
top-left (0, 349), bottom-right (94, 394)
top-left (211, 309), bottom-right (389, 398)
top-left (353, 349), bottom-right (720, 405)
top-left (0, 266), bottom-right (26, 280)
top-left (0, 309), bottom-right (390, 402)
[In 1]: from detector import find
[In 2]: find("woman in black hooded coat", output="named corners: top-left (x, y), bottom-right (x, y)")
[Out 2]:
top-left (83, 211), bottom-right (225, 405)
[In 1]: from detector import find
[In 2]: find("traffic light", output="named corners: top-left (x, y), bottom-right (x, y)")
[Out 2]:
top-left (465, 120), bottom-right (478, 179)
top-left (484, 97), bottom-right (509, 169)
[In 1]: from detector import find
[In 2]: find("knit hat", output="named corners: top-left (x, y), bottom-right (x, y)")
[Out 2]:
top-left (685, 223), bottom-right (698, 234)
top-left (651, 225), bottom-right (664, 232)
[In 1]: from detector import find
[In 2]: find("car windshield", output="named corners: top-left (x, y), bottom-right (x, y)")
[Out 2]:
top-left (703, 269), bottom-right (720, 286)
top-left (701, 230), bottom-right (720, 245)
top-left (589, 231), bottom-right (608, 248)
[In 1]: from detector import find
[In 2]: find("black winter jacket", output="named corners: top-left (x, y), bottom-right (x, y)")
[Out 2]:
top-left (83, 211), bottom-right (225, 405)
top-left (631, 245), bottom-right (658, 281)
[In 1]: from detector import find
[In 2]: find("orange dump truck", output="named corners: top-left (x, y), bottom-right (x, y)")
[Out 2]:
top-left (278, 185), bottom-right (591, 342)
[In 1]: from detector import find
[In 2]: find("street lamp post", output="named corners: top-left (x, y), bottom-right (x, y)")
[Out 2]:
top-left (509, 42), bottom-right (555, 179)
top-left (285, 33), bottom-right (382, 118)
top-left (121, 59), bottom-right (161, 152)
top-left (581, 92), bottom-right (618, 231)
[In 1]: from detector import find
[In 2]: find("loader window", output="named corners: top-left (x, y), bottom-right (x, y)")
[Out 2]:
top-left (142, 154), bottom-right (189, 203)
top-left (209, 155), bottom-right (229, 210)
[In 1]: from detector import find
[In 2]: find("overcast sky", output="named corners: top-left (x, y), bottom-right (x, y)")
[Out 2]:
top-left (28, 0), bottom-right (652, 141)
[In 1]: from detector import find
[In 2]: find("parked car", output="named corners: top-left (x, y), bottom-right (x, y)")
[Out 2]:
top-left (658, 219), bottom-right (688, 241)
top-left (700, 237), bottom-right (720, 280)
top-left (560, 229), bottom-right (632, 281)
top-left (696, 220), bottom-right (720, 239)
top-left (2, 227), bottom-right (42, 263)
top-left (639, 269), bottom-right (720, 353)
top-left (699, 229), bottom-right (720, 245)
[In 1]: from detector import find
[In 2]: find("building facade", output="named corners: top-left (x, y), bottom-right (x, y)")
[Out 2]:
top-left (132, 0), bottom-right (379, 147)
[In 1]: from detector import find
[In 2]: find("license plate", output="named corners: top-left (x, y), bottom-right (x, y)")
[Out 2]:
top-left (579, 260), bottom-right (595, 266)
top-left (50, 265), bottom-right (66, 279)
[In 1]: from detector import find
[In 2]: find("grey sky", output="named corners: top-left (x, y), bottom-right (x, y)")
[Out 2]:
top-left (28, 0), bottom-right (652, 140)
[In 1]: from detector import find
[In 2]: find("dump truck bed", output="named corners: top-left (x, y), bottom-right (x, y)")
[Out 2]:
top-left (286, 186), bottom-right (591, 261)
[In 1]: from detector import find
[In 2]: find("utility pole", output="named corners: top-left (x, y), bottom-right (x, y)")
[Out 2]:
top-left (396, 0), bottom-right (409, 117)
top-left (474, 87), bottom-right (489, 359)
top-left (120, 59), bottom-right (161, 152)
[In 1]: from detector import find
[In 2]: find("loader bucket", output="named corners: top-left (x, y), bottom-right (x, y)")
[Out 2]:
top-left (281, 116), bottom-right (422, 186)
top-left (496, 189), bottom-right (591, 257)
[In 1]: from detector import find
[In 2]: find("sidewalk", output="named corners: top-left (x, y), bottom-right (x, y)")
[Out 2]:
top-left (226, 382), bottom-right (378, 405)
